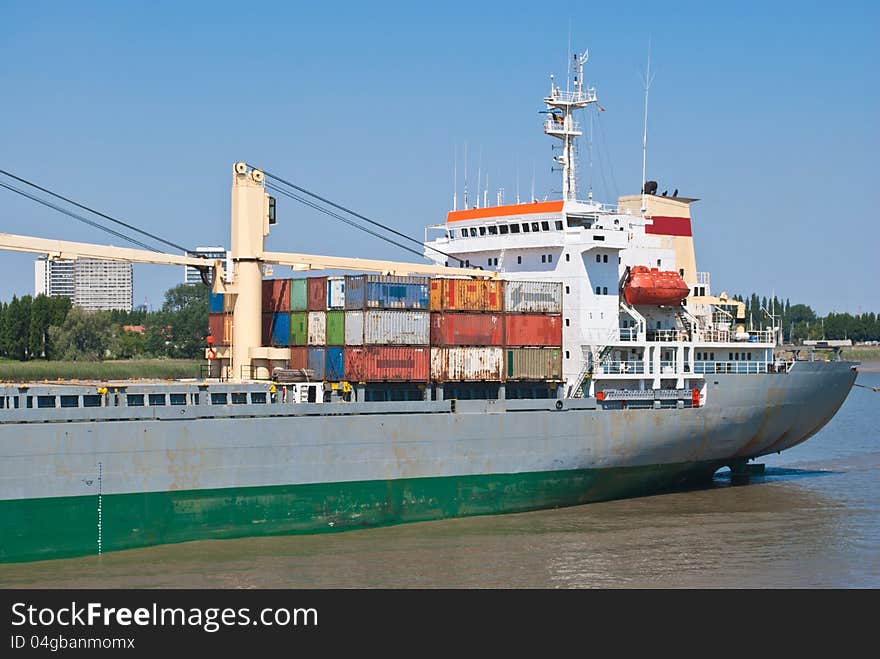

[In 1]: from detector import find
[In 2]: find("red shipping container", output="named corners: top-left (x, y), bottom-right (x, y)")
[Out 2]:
top-left (430, 312), bottom-right (504, 346)
top-left (307, 276), bottom-right (328, 311)
top-left (504, 314), bottom-right (562, 346)
top-left (345, 346), bottom-right (430, 382)
top-left (289, 346), bottom-right (308, 369)
top-left (261, 312), bottom-right (273, 346)
top-left (262, 278), bottom-right (291, 313)
top-left (208, 313), bottom-right (231, 345)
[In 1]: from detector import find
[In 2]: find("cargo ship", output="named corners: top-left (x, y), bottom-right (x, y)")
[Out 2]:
top-left (0, 52), bottom-right (857, 563)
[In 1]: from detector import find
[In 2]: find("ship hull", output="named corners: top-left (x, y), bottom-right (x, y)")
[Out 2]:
top-left (0, 361), bottom-right (856, 563)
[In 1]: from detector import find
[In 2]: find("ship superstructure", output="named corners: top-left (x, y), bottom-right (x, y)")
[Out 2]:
top-left (425, 52), bottom-right (775, 403)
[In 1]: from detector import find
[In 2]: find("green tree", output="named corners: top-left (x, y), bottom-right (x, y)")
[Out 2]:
top-left (48, 308), bottom-right (112, 361)
top-left (28, 294), bottom-right (51, 358)
top-left (5, 295), bottom-right (32, 360)
top-left (157, 283), bottom-right (209, 358)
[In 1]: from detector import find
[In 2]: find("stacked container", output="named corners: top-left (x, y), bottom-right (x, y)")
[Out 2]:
top-left (429, 278), bottom-right (505, 382)
top-left (503, 280), bottom-right (563, 381)
top-left (261, 279), bottom-right (292, 347)
top-left (208, 291), bottom-right (233, 345)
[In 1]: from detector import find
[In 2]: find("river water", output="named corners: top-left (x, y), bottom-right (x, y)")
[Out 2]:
top-left (1, 371), bottom-right (877, 589)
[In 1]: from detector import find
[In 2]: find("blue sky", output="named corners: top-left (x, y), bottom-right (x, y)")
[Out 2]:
top-left (1, 0), bottom-right (877, 315)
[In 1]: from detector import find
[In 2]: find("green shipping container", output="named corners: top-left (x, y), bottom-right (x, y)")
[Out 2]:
top-left (326, 310), bottom-right (345, 345)
top-left (290, 278), bottom-right (308, 311)
top-left (290, 311), bottom-right (308, 346)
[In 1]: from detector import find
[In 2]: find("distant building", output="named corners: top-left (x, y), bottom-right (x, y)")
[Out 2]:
top-left (184, 247), bottom-right (228, 285)
top-left (34, 257), bottom-right (133, 312)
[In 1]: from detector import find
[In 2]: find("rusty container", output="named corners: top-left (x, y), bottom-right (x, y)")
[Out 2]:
top-left (504, 280), bottom-right (563, 313)
top-left (430, 347), bottom-right (504, 382)
top-left (344, 346), bottom-right (430, 382)
top-left (262, 278), bottom-right (291, 313)
top-left (209, 313), bottom-right (232, 346)
top-left (504, 314), bottom-right (562, 347)
top-left (430, 312), bottom-right (504, 346)
top-left (307, 276), bottom-right (328, 311)
top-left (429, 278), bottom-right (504, 312)
top-left (260, 312), bottom-right (272, 346)
top-left (505, 347), bottom-right (562, 380)
top-left (289, 346), bottom-right (308, 370)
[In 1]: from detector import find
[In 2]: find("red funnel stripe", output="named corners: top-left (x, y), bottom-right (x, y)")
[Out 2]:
top-left (646, 216), bottom-right (692, 237)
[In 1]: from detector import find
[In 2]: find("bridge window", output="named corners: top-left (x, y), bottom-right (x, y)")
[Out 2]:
top-left (479, 226), bottom-right (486, 236)
top-left (657, 259), bottom-right (661, 267)
top-left (595, 286), bottom-right (601, 294)
top-left (565, 285), bottom-right (570, 294)
top-left (231, 392), bottom-right (248, 404)
top-left (469, 228), bottom-right (477, 237)
top-left (532, 222), bottom-right (540, 232)
top-left (565, 350), bottom-right (570, 359)
top-left (499, 225), bottom-right (509, 235)
top-left (509, 224), bottom-right (520, 234)
top-left (555, 220), bottom-right (563, 230)
top-left (541, 221), bottom-right (550, 231)
top-left (603, 254), bottom-right (608, 263)
top-left (60, 395), bottom-right (79, 408)
top-left (127, 394), bottom-right (144, 407)
top-left (521, 223), bottom-right (530, 233)
top-left (517, 256), bottom-right (522, 264)
top-left (210, 393), bottom-right (228, 405)
top-left (565, 253), bottom-right (570, 262)
top-left (603, 287), bottom-right (608, 295)
top-left (37, 395), bottom-right (56, 408)
top-left (251, 392), bottom-right (267, 404)
top-left (148, 394), bottom-right (166, 406)
top-left (596, 254), bottom-right (601, 263)
top-left (488, 225), bottom-right (498, 235)
top-left (548, 254), bottom-right (553, 262)
top-left (170, 393), bottom-right (187, 406)
top-left (460, 229), bottom-right (467, 238)
top-left (565, 318), bottom-right (570, 326)
top-left (541, 255), bottom-right (546, 263)
top-left (82, 395), bottom-right (102, 407)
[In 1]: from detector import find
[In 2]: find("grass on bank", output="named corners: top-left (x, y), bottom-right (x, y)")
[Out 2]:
top-left (0, 359), bottom-right (203, 382)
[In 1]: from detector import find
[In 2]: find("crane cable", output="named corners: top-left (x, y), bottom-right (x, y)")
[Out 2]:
top-left (0, 167), bottom-right (192, 254)
top-left (251, 165), bottom-right (466, 266)
top-left (0, 180), bottom-right (159, 252)
top-left (266, 184), bottom-right (429, 261)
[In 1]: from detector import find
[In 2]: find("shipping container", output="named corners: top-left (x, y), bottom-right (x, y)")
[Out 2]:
top-left (505, 347), bottom-right (562, 380)
top-left (261, 313), bottom-right (272, 346)
top-left (289, 346), bottom-right (308, 370)
top-left (262, 278), bottom-right (291, 313)
top-left (307, 276), bottom-right (328, 311)
top-left (327, 276), bottom-right (345, 309)
top-left (290, 311), bottom-right (308, 346)
top-left (223, 292), bottom-right (235, 313)
top-left (307, 347), bottom-right (326, 380)
top-left (504, 314), bottom-right (562, 347)
top-left (504, 280), bottom-right (563, 314)
top-left (209, 292), bottom-right (225, 314)
top-left (430, 312), bottom-right (504, 346)
top-left (271, 312), bottom-right (290, 347)
top-left (307, 311), bottom-right (326, 345)
top-left (290, 278), bottom-right (308, 311)
top-left (325, 310), bottom-right (345, 345)
top-left (364, 310), bottom-right (430, 345)
top-left (344, 275), bottom-right (430, 310)
top-left (325, 346), bottom-right (345, 380)
top-left (344, 310), bottom-right (364, 346)
top-left (429, 278), bottom-right (504, 312)
top-left (345, 347), bottom-right (430, 382)
top-left (430, 347), bottom-right (504, 382)
top-left (209, 313), bottom-right (233, 345)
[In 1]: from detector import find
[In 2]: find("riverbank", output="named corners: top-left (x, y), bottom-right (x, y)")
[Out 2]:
top-left (0, 359), bottom-right (201, 382)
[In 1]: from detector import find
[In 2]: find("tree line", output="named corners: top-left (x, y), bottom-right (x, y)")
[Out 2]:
top-left (0, 283), bottom-right (208, 361)
top-left (732, 293), bottom-right (879, 343)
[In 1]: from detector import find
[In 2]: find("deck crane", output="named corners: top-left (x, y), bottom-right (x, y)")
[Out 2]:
top-left (0, 162), bottom-right (496, 380)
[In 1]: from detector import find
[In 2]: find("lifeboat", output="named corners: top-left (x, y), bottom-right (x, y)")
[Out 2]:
top-left (623, 266), bottom-right (690, 306)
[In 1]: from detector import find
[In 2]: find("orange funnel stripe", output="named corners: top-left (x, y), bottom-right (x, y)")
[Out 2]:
top-left (446, 200), bottom-right (564, 223)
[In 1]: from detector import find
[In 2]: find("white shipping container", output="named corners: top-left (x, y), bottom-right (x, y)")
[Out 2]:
top-left (307, 311), bottom-right (326, 346)
top-left (504, 280), bottom-right (563, 313)
top-left (344, 310), bottom-right (365, 346)
top-left (327, 276), bottom-right (346, 309)
top-left (430, 347), bottom-right (504, 382)
top-left (362, 310), bottom-right (430, 345)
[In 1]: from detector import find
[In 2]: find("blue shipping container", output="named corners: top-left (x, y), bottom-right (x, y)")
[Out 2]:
top-left (271, 312), bottom-right (290, 347)
top-left (209, 292), bottom-right (225, 314)
top-left (307, 347), bottom-right (326, 380)
top-left (344, 275), bottom-right (430, 310)
top-left (325, 346), bottom-right (344, 380)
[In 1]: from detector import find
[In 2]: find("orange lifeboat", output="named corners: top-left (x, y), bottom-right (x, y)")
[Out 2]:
top-left (623, 266), bottom-right (690, 306)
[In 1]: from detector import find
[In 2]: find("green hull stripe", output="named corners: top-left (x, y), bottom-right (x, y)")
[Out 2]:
top-left (0, 462), bottom-right (721, 563)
